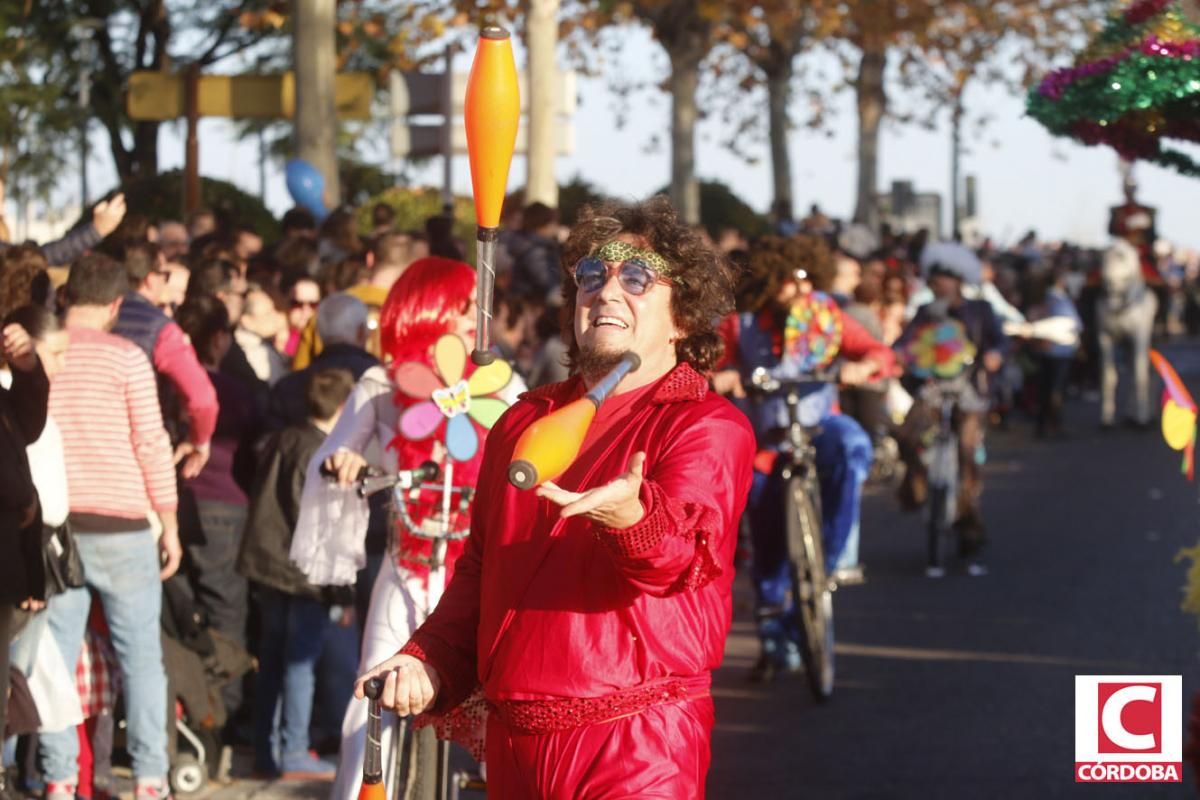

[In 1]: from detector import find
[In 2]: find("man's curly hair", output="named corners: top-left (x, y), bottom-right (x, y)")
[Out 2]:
top-left (738, 234), bottom-right (836, 313)
top-left (560, 195), bottom-right (735, 374)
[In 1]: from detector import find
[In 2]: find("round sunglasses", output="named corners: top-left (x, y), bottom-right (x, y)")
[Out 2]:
top-left (573, 256), bottom-right (670, 296)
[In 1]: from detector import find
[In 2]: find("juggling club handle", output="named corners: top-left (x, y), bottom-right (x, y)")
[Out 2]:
top-left (473, 229), bottom-right (498, 366)
top-left (362, 677), bottom-right (384, 784)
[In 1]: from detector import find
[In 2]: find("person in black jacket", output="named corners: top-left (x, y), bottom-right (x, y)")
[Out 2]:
top-left (238, 367), bottom-right (355, 779)
top-left (0, 321), bottom-right (49, 799)
top-left (506, 201), bottom-right (562, 304)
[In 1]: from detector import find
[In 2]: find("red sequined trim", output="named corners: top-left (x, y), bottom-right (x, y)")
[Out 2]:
top-left (597, 482), bottom-right (726, 593)
top-left (491, 679), bottom-right (704, 736)
top-left (415, 689), bottom-right (488, 761)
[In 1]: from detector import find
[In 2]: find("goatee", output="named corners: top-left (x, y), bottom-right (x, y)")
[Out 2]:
top-left (574, 344), bottom-right (626, 382)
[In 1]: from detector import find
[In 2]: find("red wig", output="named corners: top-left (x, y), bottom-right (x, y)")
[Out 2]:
top-left (379, 256), bottom-right (476, 364)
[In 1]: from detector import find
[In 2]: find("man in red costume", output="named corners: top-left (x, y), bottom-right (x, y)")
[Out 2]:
top-left (355, 197), bottom-right (755, 798)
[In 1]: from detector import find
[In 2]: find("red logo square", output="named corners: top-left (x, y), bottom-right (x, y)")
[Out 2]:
top-left (1097, 682), bottom-right (1162, 754)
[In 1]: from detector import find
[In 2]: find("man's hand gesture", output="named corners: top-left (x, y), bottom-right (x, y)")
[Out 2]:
top-left (537, 451), bottom-right (647, 530)
top-left (92, 193), bottom-right (126, 238)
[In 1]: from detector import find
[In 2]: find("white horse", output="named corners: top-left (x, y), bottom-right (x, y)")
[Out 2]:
top-left (1097, 239), bottom-right (1158, 427)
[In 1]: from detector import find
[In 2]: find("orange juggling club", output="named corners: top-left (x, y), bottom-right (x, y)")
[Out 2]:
top-left (465, 26), bottom-right (520, 366)
top-left (508, 352), bottom-right (641, 489)
top-left (358, 677), bottom-right (386, 800)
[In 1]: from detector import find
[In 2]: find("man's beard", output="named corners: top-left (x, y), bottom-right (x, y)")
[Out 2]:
top-left (574, 342), bottom-right (626, 382)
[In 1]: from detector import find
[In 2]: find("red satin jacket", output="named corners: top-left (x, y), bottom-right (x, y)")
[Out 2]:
top-left (402, 362), bottom-right (756, 719)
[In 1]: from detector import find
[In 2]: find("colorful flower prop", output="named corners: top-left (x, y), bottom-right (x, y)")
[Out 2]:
top-left (395, 334), bottom-right (512, 462)
top-left (1027, 0), bottom-right (1200, 177)
top-left (1150, 348), bottom-right (1198, 479)
top-left (782, 292), bottom-right (843, 373)
top-left (899, 320), bottom-right (977, 380)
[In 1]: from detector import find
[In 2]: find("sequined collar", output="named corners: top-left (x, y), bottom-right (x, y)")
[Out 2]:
top-left (521, 362), bottom-right (708, 407)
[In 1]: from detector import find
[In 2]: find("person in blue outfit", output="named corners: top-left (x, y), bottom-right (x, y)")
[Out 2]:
top-left (714, 235), bottom-right (893, 681)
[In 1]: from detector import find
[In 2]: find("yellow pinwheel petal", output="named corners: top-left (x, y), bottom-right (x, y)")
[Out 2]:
top-left (467, 359), bottom-right (513, 397)
top-left (434, 334), bottom-right (466, 386)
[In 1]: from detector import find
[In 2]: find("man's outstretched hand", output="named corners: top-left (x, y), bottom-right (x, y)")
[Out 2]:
top-left (537, 451), bottom-right (647, 530)
top-left (354, 653), bottom-right (441, 717)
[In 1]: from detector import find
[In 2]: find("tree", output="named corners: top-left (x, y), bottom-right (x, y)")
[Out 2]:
top-left (294, 0), bottom-right (339, 202)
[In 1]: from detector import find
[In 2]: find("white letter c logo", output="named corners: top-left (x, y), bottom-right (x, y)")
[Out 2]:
top-left (1102, 685), bottom-right (1157, 751)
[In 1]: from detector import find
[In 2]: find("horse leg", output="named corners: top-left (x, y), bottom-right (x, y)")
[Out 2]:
top-left (1098, 324), bottom-right (1118, 427)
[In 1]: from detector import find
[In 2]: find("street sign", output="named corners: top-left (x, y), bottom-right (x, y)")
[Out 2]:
top-left (389, 70), bottom-right (576, 117)
top-left (391, 120), bottom-right (574, 159)
top-left (127, 71), bottom-right (373, 121)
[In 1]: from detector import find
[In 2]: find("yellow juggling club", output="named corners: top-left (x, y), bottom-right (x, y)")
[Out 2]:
top-left (508, 352), bottom-right (641, 489)
top-left (464, 26), bottom-right (520, 366)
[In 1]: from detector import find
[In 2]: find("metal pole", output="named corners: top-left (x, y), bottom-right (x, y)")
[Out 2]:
top-left (258, 127), bottom-right (268, 202)
top-left (441, 44), bottom-right (453, 212)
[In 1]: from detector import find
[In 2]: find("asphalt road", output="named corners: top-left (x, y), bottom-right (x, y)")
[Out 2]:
top-left (707, 346), bottom-right (1200, 799)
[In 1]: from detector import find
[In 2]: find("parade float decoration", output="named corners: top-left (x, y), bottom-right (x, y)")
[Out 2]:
top-left (1027, 0), bottom-right (1200, 176)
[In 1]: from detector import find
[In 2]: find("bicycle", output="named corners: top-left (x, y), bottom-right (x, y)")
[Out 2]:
top-left (747, 367), bottom-right (835, 702)
top-left (919, 376), bottom-right (968, 579)
top-left (338, 461), bottom-right (484, 800)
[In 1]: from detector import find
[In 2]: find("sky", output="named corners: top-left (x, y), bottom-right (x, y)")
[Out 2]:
top-left (16, 23), bottom-right (1200, 250)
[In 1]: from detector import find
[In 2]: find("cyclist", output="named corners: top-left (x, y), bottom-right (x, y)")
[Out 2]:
top-left (714, 235), bottom-right (893, 680)
top-left (895, 243), bottom-right (1008, 576)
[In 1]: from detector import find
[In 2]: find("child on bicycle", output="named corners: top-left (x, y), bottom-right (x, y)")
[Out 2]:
top-left (713, 235), bottom-right (893, 681)
top-left (894, 244), bottom-right (1009, 576)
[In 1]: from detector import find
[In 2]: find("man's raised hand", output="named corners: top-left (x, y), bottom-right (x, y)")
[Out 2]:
top-left (537, 451), bottom-right (647, 530)
top-left (2, 324), bottom-right (37, 372)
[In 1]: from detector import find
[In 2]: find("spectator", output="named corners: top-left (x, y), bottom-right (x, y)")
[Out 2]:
top-left (188, 209), bottom-right (217, 240)
top-left (507, 202), bottom-right (561, 303)
top-left (187, 257), bottom-right (246, 325)
top-left (233, 286), bottom-right (288, 386)
top-left (1030, 267), bottom-right (1083, 438)
top-left (366, 232), bottom-right (416, 292)
top-left (0, 319), bottom-right (50, 795)
top-left (173, 295), bottom-right (259, 720)
top-left (233, 225), bottom-right (264, 263)
top-left (424, 214), bottom-right (463, 260)
top-left (41, 253), bottom-right (180, 800)
top-left (280, 208), bottom-right (318, 241)
top-left (294, 254), bottom-right (391, 369)
top-left (238, 367), bottom-right (357, 779)
top-left (0, 194), bottom-right (127, 268)
top-left (318, 208), bottom-right (364, 267)
top-left (111, 241), bottom-right (219, 478)
top-left (368, 203), bottom-right (396, 241)
top-left (284, 277), bottom-right (322, 360)
top-left (268, 294), bottom-right (376, 431)
top-left (0, 245), bottom-right (54, 318)
top-left (157, 221), bottom-right (189, 263)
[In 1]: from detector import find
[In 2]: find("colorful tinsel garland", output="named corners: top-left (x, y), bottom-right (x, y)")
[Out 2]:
top-left (1026, 0), bottom-right (1200, 177)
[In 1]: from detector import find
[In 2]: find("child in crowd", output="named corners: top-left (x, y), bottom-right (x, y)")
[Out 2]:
top-left (237, 368), bottom-right (356, 778)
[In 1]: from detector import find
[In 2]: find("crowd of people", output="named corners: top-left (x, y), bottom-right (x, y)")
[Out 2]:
top-left (0, 187), bottom-right (1194, 798)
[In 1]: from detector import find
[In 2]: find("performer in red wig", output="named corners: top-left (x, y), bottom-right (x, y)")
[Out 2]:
top-left (290, 257), bottom-right (519, 799)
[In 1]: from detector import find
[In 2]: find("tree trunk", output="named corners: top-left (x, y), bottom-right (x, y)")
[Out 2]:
top-left (765, 55), bottom-right (793, 218)
top-left (950, 91), bottom-right (963, 240)
top-left (525, 0), bottom-right (560, 207)
top-left (293, 0), bottom-right (339, 205)
top-left (666, 36), bottom-right (704, 225)
top-left (852, 44), bottom-right (887, 230)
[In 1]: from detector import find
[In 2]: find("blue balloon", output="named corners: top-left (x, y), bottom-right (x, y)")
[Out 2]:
top-left (285, 158), bottom-right (328, 220)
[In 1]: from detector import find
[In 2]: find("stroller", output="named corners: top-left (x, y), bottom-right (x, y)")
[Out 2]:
top-left (159, 575), bottom-right (254, 794)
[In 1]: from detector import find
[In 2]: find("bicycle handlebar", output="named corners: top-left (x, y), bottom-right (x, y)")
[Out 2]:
top-left (320, 460), bottom-right (442, 498)
top-left (745, 366), bottom-right (840, 396)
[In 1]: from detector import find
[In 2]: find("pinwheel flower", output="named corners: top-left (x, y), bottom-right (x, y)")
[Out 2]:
top-left (783, 292), bottom-right (843, 373)
top-left (394, 334), bottom-right (513, 462)
top-left (901, 319), bottom-right (977, 380)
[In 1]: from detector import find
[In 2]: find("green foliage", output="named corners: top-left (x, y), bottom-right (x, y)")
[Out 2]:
top-left (114, 169), bottom-right (280, 239)
top-left (656, 179), bottom-right (767, 238)
top-left (356, 185), bottom-right (476, 257)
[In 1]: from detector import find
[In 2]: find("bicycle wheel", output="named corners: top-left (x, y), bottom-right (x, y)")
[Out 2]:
top-left (926, 435), bottom-right (958, 574)
top-left (785, 475), bottom-right (835, 702)
top-left (394, 722), bottom-right (439, 800)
